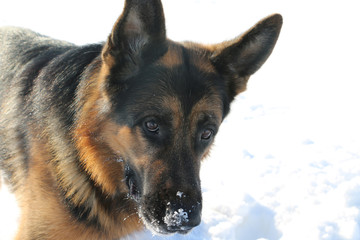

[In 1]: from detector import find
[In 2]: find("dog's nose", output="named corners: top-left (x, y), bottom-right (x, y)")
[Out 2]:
top-left (163, 191), bottom-right (202, 232)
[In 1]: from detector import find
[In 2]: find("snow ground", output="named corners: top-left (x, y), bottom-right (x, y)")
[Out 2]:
top-left (1, 0), bottom-right (360, 239)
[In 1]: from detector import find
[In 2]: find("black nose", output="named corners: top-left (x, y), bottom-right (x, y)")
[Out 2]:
top-left (162, 191), bottom-right (202, 233)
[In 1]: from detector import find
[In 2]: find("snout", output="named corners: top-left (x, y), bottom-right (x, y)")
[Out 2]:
top-left (141, 188), bottom-right (202, 235)
top-left (163, 190), bottom-right (202, 232)
top-left (124, 164), bottom-right (202, 234)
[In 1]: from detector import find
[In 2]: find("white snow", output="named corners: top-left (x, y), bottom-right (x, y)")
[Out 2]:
top-left (0, 178), bottom-right (19, 240)
top-left (1, 0), bottom-right (360, 240)
top-left (176, 191), bottom-right (184, 198)
top-left (164, 208), bottom-right (189, 228)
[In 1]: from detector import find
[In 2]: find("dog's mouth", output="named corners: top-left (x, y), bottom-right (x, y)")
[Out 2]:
top-left (124, 164), bottom-right (141, 202)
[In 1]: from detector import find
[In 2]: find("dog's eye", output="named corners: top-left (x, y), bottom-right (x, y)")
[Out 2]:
top-left (145, 120), bottom-right (159, 133)
top-left (201, 129), bottom-right (213, 140)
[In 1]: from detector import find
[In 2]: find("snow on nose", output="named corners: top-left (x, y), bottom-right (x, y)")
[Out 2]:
top-left (163, 206), bottom-right (189, 228)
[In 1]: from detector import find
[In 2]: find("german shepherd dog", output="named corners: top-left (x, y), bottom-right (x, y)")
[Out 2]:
top-left (0, 0), bottom-right (282, 239)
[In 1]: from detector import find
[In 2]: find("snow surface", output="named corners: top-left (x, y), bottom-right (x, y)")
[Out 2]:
top-left (1, 0), bottom-right (360, 239)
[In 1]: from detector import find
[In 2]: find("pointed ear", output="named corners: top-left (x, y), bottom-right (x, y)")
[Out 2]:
top-left (102, 0), bottom-right (167, 67)
top-left (210, 14), bottom-right (283, 99)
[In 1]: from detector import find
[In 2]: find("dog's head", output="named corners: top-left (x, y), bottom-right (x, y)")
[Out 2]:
top-left (76, 0), bottom-right (282, 235)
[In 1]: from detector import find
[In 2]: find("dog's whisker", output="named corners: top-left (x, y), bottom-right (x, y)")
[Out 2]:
top-left (123, 212), bottom-right (137, 221)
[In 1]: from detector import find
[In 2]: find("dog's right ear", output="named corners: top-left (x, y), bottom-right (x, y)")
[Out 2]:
top-left (102, 0), bottom-right (167, 70)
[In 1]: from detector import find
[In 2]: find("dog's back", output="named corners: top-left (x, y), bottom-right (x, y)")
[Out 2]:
top-left (0, 27), bottom-right (68, 184)
top-left (0, 27), bottom-right (100, 191)
top-left (0, 26), bottom-right (74, 80)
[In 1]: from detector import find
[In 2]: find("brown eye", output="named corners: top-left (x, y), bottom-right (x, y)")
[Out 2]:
top-left (145, 120), bottom-right (159, 132)
top-left (201, 129), bottom-right (213, 140)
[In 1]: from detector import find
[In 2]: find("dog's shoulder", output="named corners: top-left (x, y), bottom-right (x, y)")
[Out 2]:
top-left (0, 26), bottom-right (75, 69)
top-left (0, 26), bottom-right (74, 50)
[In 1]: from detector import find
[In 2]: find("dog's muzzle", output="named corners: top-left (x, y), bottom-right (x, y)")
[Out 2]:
top-left (140, 188), bottom-right (202, 235)
top-left (124, 164), bottom-right (202, 234)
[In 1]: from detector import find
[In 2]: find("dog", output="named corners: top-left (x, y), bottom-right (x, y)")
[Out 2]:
top-left (0, 0), bottom-right (282, 239)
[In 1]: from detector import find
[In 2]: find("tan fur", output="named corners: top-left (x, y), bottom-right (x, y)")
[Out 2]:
top-left (158, 42), bottom-right (184, 67)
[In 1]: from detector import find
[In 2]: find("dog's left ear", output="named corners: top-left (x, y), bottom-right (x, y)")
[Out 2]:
top-left (102, 0), bottom-right (167, 67)
top-left (210, 14), bottom-right (283, 100)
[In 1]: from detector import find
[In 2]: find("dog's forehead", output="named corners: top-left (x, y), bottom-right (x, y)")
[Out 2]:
top-left (157, 42), bottom-right (215, 72)
top-left (159, 93), bottom-right (223, 125)
top-left (117, 41), bottom-right (228, 125)
top-left (153, 43), bottom-right (224, 120)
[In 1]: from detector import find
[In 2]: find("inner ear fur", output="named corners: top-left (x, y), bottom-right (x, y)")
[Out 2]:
top-left (102, 0), bottom-right (167, 65)
top-left (210, 14), bottom-right (283, 99)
